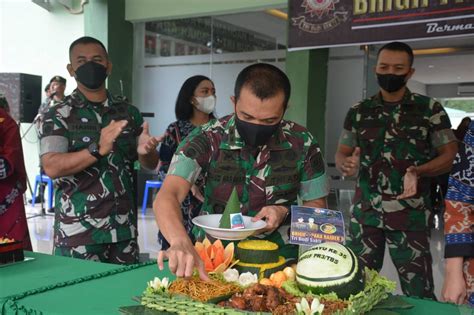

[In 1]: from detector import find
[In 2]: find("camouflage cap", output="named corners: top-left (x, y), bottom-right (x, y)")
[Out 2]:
top-left (50, 75), bottom-right (66, 84)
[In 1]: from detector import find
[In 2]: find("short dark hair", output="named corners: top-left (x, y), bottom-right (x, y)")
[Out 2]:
top-left (234, 63), bottom-right (291, 109)
top-left (69, 36), bottom-right (108, 61)
top-left (44, 83), bottom-right (51, 93)
top-left (377, 41), bottom-right (414, 67)
top-left (175, 75), bottom-right (214, 121)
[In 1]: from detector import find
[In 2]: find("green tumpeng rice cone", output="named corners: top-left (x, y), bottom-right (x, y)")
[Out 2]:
top-left (219, 187), bottom-right (241, 229)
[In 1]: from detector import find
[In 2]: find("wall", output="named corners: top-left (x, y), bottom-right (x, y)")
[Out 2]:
top-left (0, 0), bottom-right (83, 199)
top-left (125, 0), bottom-right (286, 22)
top-left (84, 0), bottom-right (134, 98)
top-left (324, 47), bottom-right (365, 164)
top-left (0, 0), bottom-right (83, 97)
top-left (135, 35), bottom-right (367, 164)
top-left (285, 49), bottom-right (328, 154)
top-left (137, 49), bottom-right (284, 137)
top-left (407, 80), bottom-right (427, 95)
top-left (426, 83), bottom-right (461, 98)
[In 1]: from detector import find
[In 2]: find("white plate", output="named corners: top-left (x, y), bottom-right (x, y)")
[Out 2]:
top-left (192, 214), bottom-right (266, 241)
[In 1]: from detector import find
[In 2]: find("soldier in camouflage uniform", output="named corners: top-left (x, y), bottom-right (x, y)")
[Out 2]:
top-left (37, 76), bottom-right (67, 117)
top-left (336, 42), bottom-right (458, 298)
top-left (33, 76), bottom-right (67, 209)
top-left (39, 37), bottom-right (158, 264)
top-left (155, 63), bottom-right (329, 279)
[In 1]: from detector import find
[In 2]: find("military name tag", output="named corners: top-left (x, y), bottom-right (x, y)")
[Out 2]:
top-left (69, 123), bottom-right (101, 132)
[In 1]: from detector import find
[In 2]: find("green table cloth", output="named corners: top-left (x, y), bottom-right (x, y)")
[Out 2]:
top-left (0, 252), bottom-right (472, 314)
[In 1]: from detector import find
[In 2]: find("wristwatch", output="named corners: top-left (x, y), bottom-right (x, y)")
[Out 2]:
top-left (87, 142), bottom-right (103, 160)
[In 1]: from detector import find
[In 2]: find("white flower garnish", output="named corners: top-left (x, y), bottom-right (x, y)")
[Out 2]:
top-left (223, 268), bottom-right (240, 283)
top-left (296, 297), bottom-right (325, 315)
top-left (238, 272), bottom-right (258, 287)
top-left (147, 277), bottom-right (170, 292)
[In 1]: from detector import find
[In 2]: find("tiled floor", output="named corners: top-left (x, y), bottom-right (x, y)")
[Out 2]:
top-left (25, 205), bottom-right (162, 260)
top-left (25, 197), bottom-right (446, 299)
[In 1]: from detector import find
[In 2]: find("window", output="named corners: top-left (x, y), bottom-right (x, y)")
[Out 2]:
top-left (440, 97), bottom-right (474, 129)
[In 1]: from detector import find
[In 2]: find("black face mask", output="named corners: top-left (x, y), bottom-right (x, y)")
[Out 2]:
top-left (235, 114), bottom-right (280, 147)
top-left (75, 61), bottom-right (108, 90)
top-left (376, 72), bottom-right (410, 93)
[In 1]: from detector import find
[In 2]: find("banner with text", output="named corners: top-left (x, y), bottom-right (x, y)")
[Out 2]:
top-left (289, 0), bottom-right (474, 50)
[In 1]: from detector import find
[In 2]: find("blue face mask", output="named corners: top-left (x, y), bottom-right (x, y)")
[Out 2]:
top-left (235, 114), bottom-right (280, 147)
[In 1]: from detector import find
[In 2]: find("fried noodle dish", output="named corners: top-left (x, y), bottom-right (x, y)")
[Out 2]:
top-left (168, 277), bottom-right (241, 302)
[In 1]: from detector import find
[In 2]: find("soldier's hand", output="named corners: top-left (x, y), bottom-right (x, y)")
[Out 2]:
top-left (396, 166), bottom-right (418, 200)
top-left (137, 122), bottom-right (163, 155)
top-left (341, 147), bottom-right (360, 177)
top-left (157, 239), bottom-right (209, 280)
top-left (99, 119), bottom-right (128, 155)
top-left (252, 205), bottom-right (288, 234)
top-left (442, 257), bottom-right (466, 304)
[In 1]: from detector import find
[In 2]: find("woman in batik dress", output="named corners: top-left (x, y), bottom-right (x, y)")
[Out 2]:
top-left (442, 120), bottom-right (474, 306)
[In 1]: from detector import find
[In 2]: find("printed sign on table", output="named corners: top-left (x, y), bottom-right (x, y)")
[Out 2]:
top-left (289, 206), bottom-right (345, 246)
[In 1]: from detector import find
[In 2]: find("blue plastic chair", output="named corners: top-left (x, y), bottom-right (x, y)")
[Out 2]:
top-left (142, 180), bottom-right (162, 214)
top-left (32, 174), bottom-right (54, 210)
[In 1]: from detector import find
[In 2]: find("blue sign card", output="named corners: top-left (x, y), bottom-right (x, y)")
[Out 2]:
top-left (289, 206), bottom-right (345, 246)
top-left (230, 213), bottom-right (245, 229)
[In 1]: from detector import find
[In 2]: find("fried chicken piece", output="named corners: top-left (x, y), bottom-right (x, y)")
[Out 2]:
top-left (229, 296), bottom-right (247, 310)
top-left (249, 296), bottom-right (267, 312)
top-left (242, 283), bottom-right (266, 298)
top-left (265, 286), bottom-right (283, 310)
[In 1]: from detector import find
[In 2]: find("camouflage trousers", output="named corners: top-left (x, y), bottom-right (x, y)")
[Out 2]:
top-left (347, 217), bottom-right (435, 299)
top-left (54, 238), bottom-right (139, 265)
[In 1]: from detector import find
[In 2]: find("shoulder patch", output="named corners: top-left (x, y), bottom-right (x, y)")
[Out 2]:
top-left (182, 132), bottom-right (211, 160)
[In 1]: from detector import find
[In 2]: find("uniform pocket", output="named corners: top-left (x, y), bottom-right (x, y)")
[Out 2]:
top-left (69, 124), bottom-right (101, 152)
top-left (265, 183), bottom-right (298, 206)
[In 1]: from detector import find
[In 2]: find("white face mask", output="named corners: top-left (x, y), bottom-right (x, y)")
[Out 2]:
top-left (194, 95), bottom-right (216, 114)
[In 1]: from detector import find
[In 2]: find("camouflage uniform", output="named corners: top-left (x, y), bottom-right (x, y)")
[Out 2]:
top-left (39, 89), bottom-right (143, 264)
top-left (339, 89), bottom-right (456, 298)
top-left (167, 114), bottom-right (329, 259)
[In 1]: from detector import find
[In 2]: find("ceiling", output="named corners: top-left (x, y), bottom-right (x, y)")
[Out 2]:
top-left (217, 11), bottom-right (474, 85)
top-left (413, 50), bottom-right (474, 85)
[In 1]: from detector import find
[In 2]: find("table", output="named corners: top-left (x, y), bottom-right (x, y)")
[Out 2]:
top-left (1, 252), bottom-right (472, 315)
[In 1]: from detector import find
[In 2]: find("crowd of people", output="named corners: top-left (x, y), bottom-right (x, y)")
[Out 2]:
top-left (0, 36), bottom-right (472, 306)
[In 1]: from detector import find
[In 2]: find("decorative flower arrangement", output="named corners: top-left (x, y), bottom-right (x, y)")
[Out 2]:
top-left (146, 277), bottom-right (170, 293)
top-left (194, 238), bottom-right (234, 273)
top-left (223, 268), bottom-right (258, 287)
top-left (296, 297), bottom-right (325, 315)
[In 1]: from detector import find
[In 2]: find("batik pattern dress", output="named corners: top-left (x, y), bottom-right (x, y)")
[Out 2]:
top-left (444, 121), bottom-right (474, 306)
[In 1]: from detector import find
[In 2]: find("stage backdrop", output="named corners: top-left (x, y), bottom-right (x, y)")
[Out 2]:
top-left (289, 0), bottom-right (474, 50)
